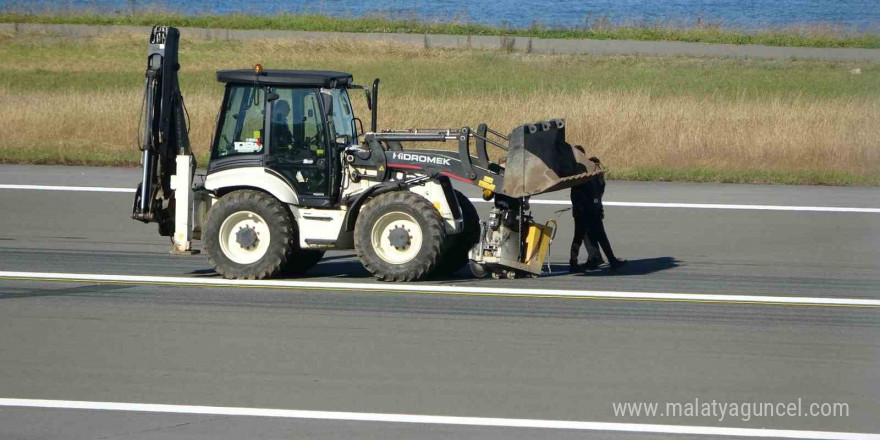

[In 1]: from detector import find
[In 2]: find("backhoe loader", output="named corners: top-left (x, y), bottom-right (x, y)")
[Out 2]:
top-left (132, 26), bottom-right (603, 281)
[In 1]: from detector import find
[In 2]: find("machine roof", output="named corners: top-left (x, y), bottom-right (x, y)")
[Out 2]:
top-left (216, 70), bottom-right (354, 88)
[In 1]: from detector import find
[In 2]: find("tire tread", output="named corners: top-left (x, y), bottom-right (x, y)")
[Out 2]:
top-left (354, 191), bottom-right (446, 282)
top-left (204, 190), bottom-right (294, 280)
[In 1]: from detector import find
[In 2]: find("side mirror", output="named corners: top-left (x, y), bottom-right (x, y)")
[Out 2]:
top-left (321, 92), bottom-right (333, 116)
top-left (364, 90), bottom-right (372, 110)
top-left (266, 91), bottom-right (280, 102)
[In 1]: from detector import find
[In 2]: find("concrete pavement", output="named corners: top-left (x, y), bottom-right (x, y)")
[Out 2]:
top-left (0, 164), bottom-right (877, 439)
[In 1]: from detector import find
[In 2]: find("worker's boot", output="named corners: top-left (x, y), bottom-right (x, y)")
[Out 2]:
top-left (583, 258), bottom-right (602, 270)
top-left (609, 258), bottom-right (627, 271)
top-left (569, 260), bottom-right (581, 273)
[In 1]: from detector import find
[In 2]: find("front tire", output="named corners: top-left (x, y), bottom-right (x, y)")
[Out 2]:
top-left (355, 191), bottom-right (447, 281)
top-left (204, 190), bottom-right (294, 280)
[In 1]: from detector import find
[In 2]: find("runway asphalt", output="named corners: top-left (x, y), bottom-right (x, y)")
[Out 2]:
top-left (0, 164), bottom-right (878, 439)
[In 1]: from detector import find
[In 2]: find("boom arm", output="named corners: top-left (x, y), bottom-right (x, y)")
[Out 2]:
top-left (354, 119), bottom-right (603, 198)
top-left (131, 26), bottom-right (194, 236)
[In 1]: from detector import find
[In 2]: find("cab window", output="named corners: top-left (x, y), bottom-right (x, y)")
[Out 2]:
top-left (212, 86), bottom-right (265, 159)
top-left (270, 88), bottom-right (326, 161)
top-left (330, 88), bottom-right (356, 142)
top-left (267, 87), bottom-right (330, 197)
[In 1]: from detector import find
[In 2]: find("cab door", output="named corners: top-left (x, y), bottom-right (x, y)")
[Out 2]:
top-left (265, 87), bottom-right (335, 207)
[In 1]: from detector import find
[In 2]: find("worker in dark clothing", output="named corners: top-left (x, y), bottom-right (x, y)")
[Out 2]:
top-left (581, 157), bottom-right (626, 271)
top-left (569, 147), bottom-right (603, 271)
top-left (570, 173), bottom-right (602, 271)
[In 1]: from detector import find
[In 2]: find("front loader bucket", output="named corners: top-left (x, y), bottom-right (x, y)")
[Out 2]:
top-left (497, 119), bottom-right (604, 198)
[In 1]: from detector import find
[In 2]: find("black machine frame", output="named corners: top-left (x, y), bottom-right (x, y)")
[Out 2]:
top-left (131, 26), bottom-right (193, 235)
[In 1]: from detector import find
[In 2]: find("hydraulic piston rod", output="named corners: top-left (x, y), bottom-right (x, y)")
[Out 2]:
top-left (131, 26), bottom-right (194, 239)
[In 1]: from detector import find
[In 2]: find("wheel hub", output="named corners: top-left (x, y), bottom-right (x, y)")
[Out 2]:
top-left (236, 226), bottom-right (259, 249)
top-left (370, 211), bottom-right (423, 265)
top-left (387, 225), bottom-right (411, 250)
top-left (218, 210), bottom-right (271, 265)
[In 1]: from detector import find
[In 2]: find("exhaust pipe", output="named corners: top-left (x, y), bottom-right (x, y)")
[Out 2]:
top-left (370, 78), bottom-right (379, 133)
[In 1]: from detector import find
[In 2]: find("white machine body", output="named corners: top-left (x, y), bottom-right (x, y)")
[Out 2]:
top-left (176, 158), bottom-right (462, 252)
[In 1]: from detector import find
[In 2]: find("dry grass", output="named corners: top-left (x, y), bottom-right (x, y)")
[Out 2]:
top-left (1, 32), bottom-right (878, 184)
top-left (0, 87), bottom-right (217, 164)
top-left (386, 92), bottom-right (880, 178)
top-left (2, 87), bottom-right (876, 180)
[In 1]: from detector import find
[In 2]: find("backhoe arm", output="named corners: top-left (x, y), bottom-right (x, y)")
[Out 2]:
top-left (131, 26), bottom-right (193, 236)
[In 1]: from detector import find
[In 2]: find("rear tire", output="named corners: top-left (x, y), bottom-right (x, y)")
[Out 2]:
top-left (433, 191), bottom-right (480, 276)
top-left (204, 190), bottom-right (294, 280)
top-left (355, 191), bottom-right (447, 282)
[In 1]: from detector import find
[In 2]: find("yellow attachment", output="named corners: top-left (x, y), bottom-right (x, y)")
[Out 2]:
top-left (482, 189), bottom-right (494, 200)
top-left (524, 222), bottom-right (554, 265)
top-left (254, 63), bottom-right (263, 74)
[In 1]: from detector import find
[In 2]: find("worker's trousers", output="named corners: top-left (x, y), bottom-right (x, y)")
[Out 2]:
top-left (570, 214), bottom-right (601, 264)
top-left (583, 214), bottom-right (617, 262)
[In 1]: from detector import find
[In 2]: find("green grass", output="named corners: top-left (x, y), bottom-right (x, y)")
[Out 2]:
top-left (2, 11), bottom-right (879, 49)
top-left (2, 36), bottom-right (876, 100)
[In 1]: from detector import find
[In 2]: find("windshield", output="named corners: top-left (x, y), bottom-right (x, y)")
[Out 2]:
top-left (270, 87), bottom-right (325, 156)
top-left (330, 88), bottom-right (356, 142)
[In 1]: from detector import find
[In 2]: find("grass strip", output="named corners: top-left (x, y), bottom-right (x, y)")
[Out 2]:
top-left (2, 11), bottom-right (879, 49)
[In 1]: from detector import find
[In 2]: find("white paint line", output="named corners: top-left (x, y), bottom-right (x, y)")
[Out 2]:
top-left (469, 198), bottom-right (880, 213)
top-left (0, 398), bottom-right (876, 440)
top-left (0, 184), bottom-right (133, 193)
top-left (1, 271), bottom-right (878, 307)
top-left (602, 201), bottom-right (880, 213)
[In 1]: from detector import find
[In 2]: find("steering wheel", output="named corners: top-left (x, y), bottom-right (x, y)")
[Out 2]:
top-left (301, 135), bottom-right (321, 149)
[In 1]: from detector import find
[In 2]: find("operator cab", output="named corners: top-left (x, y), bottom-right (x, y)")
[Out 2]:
top-left (210, 68), bottom-right (358, 207)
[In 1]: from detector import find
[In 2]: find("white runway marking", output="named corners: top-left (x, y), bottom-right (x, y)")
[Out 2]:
top-left (0, 398), bottom-right (876, 440)
top-left (0, 184), bottom-right (133, 193)
top-left (469, 198), bottom-right (880, 213)
top-left (1, 271), bottom-right (878, 307)
top-left (1, 184), bottom-right (877, 213)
